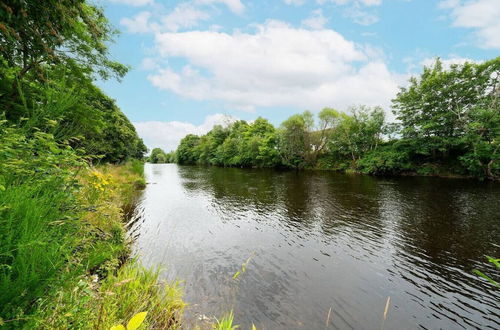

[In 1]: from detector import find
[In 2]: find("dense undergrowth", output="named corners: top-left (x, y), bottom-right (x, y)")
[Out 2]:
top-left (0, 121), bottom-right (185, 328)
top-left (0, 0), bottom-right (186, 325)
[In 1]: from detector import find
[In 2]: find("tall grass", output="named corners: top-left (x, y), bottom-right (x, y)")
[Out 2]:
top-left (0, 178), bottom-right (80, 320)
top-left (0, 115), bottom-right (184, 327)
top-left (31, 261), bottom-right (185, 329)
top-left (215, 311), bottom-right (239, 330)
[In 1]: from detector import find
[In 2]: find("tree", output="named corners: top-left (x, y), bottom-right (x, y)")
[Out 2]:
top-left (392, 57), bottom-right (499, 178)
top-left (177, 134), bottom-right (200, 165)
top-left (0, 0), bottom-right (128, 82)
top-left (328, 106), bottom-right (385, 164)
top-left (65, 85), bottom-right (146, 163)
top-left (149, 148), bottom-right (168, 163)
top-left (247, 118), bottom-right (280, 167)
top-left (278, 111), bottom-right (313, 168)
top-left (278, 109), bottom-right (342, 168)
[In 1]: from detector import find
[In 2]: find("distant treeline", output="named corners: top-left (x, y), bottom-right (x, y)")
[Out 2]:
top-left (159, 58), bottom-right (499, 180)
top-left (148, 148), bottom-right (176, 163)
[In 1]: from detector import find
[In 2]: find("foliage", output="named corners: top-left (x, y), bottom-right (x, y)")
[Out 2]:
top-left (473, 256), bottom-right (500, 289)
top-left (1, 74), bottom-right (147, 163)
top-left (232, 254), bottom-right (254, 280)
top-left (169, 57), bottom-right (499, 180)
top-left (357, 143), bottom-right (413, 175)
top-left (0, 1), bottom-right (180, 328)
top-left (0, 0), bottom-right (128, 82)
top-left (0, 106), bottom-right (180, 328)
top-left (392, 57), bottom-right (499, 179)
top-left (31, 261), bottom-right (184, 329)
top-left (1, 160), bottom-right (184, 328)
top-left (175, 118), bottom-right (282, 168)
top-left (148, 147), bottom-right (175, 164)
top-left (0, 0), bottom-right (146, 164)
top-left (111, 312), bottom-right (148, 330)
top-left (278, 111), bottom-right (314, 168)
top-left (327, 105), bottom-right (385, 164)
top-left (214, 311), bottom-right (239, 330)
top-left (177, 134), bottom-right (201, 165)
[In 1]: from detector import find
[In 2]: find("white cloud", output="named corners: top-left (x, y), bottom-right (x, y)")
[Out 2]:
top-left (134, 114), bottom-right (236, 151)
top-left (316, 0), bottom-right (381, 25)
top-left (120, 11), bottom-right (152, 33)
top-left (109, 0), bottom-right (153, 6)
top-left (196, 0), bottom-right (245, 14)
top-left (159, 3), bottom-right (210, 32)
top-left (120, 0), bottom-right (244, 34)
top-left (301, 9), bottom-right (328, 30)
top-left (439, 0), bottom-right (500, 49)
top-left (438, 0), bottom-right (459, 9)
top-left (140, 57), bottom-right (160, 70)
top-left (343, 5), bottom-right (379, 25)
top-left (148, 20), bottom-right (401, 112)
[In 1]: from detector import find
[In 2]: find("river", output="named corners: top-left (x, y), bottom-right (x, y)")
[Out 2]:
top-left (129, 164), bottom-right (500, 329)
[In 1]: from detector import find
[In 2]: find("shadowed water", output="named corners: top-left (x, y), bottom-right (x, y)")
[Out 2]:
top-left (129, 164), bottom-right (500, 329)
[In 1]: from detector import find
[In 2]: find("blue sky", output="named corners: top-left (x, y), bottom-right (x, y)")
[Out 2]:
top-left (97, 0), bottom-right (500, 151)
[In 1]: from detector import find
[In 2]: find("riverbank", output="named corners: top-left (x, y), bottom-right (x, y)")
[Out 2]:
top-left (0, 160), bottom-right (185, 328)
top-left (313, 164), bottom-right (481, 180)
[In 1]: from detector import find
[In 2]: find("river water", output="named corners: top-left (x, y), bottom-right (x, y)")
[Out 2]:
top-left (129, 164), bottom-right (500, 329)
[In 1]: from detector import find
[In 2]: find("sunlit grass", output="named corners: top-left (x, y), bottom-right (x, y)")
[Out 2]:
top-left (215, 311), bottom-right (239, 330)
top-left (0, 158), bottom-right (185, 328)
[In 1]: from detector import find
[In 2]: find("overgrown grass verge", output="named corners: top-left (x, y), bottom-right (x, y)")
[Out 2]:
top-left (0, 146), bottom-right (184, 328)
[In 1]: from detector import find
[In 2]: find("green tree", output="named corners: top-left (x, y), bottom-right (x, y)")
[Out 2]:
top-left (0, 0), bottom-right (128, 82)
top-left (247, 118), bottom-right (280, 167)
top-left (149, 148), bottom-right (168, 164)
top-left (279, 109), bottom-right (342, 168)
top-left (392, 57), bottom-right (499, 178)
top-left (0, 0), bottom-right (146, 162)
top-left (278, 111), bottom-right (314, 168)
top-left (177, 134), bottom-right (201, 165)
top-left (328, 105), bottom-right (385, 164)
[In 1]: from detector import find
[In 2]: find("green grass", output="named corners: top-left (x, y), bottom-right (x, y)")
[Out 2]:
top-left (30, 261), bottom-right (185, 329)
top-left (0, 177), bottom-right (80, 322)
top-left (215, 311), bottom-right (239, 330)
top-left (0, 157), bottom-right (185, 328)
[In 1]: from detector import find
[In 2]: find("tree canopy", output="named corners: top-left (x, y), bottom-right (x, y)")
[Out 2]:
top-left (0, 0), bottom-right (128, 81)
top-left (0, 0), bottom-right (146, 163)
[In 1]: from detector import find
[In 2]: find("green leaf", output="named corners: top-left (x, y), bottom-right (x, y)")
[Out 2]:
top-left (473, 269), bottom-right (500, 288)
top-left (126, 312), bottom-right (147, 330)
top-left (233, 271), bottom-right (241, 279)
top-left (49, 145), bottom-right (61, 154)
top-left (486, 256), bottom-right (500, 269)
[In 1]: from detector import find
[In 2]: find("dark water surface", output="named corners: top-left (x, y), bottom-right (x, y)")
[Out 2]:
top-left (129, 164), bottom-right (500, 329)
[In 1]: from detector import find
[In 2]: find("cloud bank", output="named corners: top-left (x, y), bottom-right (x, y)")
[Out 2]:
top-left (439, 0), bottom-right (500, 49)
top-left (148, 20), bottom-right (402, 112)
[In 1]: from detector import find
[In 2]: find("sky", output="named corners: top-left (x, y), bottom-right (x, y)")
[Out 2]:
top-left (96, 0), bottom-right (500, 152)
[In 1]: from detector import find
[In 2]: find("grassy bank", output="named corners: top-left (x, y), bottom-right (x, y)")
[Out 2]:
top-left (0, 158), bottom-right (184, 328)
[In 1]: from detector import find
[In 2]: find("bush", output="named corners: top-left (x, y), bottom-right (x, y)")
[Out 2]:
top-left (358, 145), bottom-right (413, 175)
